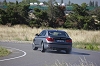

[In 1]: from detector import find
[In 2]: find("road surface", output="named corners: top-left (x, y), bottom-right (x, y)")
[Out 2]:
top-left (0, 41), bottom-right (100, 66)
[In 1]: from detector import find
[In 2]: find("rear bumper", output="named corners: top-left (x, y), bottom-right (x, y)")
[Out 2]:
top-left (44, 43), bottom-right (72, 50)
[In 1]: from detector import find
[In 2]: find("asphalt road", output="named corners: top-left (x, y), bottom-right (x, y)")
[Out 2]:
top-left (0, 41), bottom-right (100, 66)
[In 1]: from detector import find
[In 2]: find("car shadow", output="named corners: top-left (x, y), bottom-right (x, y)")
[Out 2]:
top-left (38, 49), bottom-right (90, 55)
top-left (71, 51), bottom-right (90, 55)
top-left (38, 50), bottom-right (67, 54)
top-left (46, 50), bottom-right (67, 54)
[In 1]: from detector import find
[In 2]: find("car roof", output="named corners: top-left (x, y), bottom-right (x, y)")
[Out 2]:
top-left (44, 29), bottom-right (66, 32)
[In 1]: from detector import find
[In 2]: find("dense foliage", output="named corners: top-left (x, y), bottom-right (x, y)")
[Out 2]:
top-left (64, 3), bottom-right (97, 30)
top-left (46, 0), bottom-right (66, 27)
top-left (29, 8), bottom-right (49, 28)
top-left (0, 2), bottom-right (29, 26)
top-left (0, 0), bottom-right (100, 30)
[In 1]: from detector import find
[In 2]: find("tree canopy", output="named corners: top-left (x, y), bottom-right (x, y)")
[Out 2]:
top-left (0, 0), bottom-right (100, 30)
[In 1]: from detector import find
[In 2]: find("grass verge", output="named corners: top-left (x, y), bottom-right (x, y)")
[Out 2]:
top-left (0, 46), bottom-right (11, 57)
top-left (73, 42), bottom-right (100, 51)
top-left (49, 57), bottom-right (96, 66)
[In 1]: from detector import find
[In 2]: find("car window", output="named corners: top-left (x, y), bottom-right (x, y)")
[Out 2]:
top-left (42, 31), bottom-right (46, 36)
top-left (48, 31), bottom-right (69, 37)
top-left (39, 30), bottom-right (46, 36)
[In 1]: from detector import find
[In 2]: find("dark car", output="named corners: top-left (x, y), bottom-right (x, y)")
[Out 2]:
top-left (32, 30), bottom-right (72, 53)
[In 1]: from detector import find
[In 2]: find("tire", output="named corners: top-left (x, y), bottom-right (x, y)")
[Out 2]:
top-left (32, 43), bottom-right (38, 50)
top-left (57, 49), bottom-right (61, 52)
top-left (41, 42), bottom-right (46, 52)
top-left (65, 49), bottom-right (72, 54)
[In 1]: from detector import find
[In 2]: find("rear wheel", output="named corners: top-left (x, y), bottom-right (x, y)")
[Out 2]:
top-left (57, 49), bottom-right (61, 52)
top-left (41, 42), bottom-right (46, 52)
top-left (65, 49), bottom-right (72, 54)
top-left (32, 43), bottom-right (38, 50)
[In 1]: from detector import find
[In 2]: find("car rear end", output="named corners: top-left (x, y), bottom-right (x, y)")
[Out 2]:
top-left (44, 30), bottom-right (72, 53)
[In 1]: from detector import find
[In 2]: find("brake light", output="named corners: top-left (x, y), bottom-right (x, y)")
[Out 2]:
top-left (46, 37), bottom-right (54, 42)
top-left (66, 39), bottom-right (72, 42)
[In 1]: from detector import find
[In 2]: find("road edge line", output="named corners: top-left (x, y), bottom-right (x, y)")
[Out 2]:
top-left (0, 47), bottom-right (27, 62)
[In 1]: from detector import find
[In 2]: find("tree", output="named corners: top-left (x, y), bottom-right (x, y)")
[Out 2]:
top-left (0, 9), bottom-right (7, 24)
top-left (68, 0), bottom-right (71, 6)
top-left (8, 2), bottom-right (15, 5)
top-left (21, 0), bottom-right (40, 4)
top-left (64, 3), bottom-right (96, 30)
top-left (89, 6), bottom-right (100, 30)
top-left (89, 0), bottom-right (92, 6)
top-left (47, 0), bottom-right (56, 27)
top-left (3, 0), bottom-right (7, 5)
top-left (92, 1), bottom-right (94, 7)
top-left (72, 3), bottom-right (88, 16)
top-left (95, 1), bottom-right (98, 7)
top-left (96, 8), bottom-right (100, 21)
top-left (43, 1), bottom-right (48, 5)
top-left (16, 0), bottom-right (19, 5)
top-left (47, 0), bottom-right (66, 27)
top-left (29, 8), bottom-right (49, 27)
top-left (89, 0), bottom-right (95, 7)
top-left (29, 0), bottom-right (39, 3)
top-left (0, 2), bottom-right (30, 26)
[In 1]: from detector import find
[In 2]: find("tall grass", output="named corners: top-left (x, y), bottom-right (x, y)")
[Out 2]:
top-left (49, 57), bottom-right (96, 66)
top-left (0, 25), bottom-right (100, 50)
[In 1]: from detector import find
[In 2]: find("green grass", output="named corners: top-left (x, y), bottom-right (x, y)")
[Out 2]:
top-left (73, 42), bottom-right (100, 51)
top-left (0, 46), bottom-right (11, 57)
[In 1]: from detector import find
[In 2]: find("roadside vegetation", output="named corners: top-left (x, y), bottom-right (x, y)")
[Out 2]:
top-left (0, 25), bottom-right (100, 51)
top-left (0, 0), bottom-right (100, 29)
top-left (0, 46), bottom-right (11, 57)
top-left (49, 57), bottom-right (96, 66)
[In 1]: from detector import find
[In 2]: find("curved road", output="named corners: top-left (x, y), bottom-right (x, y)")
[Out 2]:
top-left (0, 41), bottom-right (100, 66)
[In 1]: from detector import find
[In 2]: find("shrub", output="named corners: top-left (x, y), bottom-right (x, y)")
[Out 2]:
top-left (86, 44), bottom-right (99, 51)
top-left (0, 46), bottom-right (11, 57)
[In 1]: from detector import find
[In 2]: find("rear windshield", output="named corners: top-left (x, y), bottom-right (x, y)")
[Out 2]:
top-left (48, 31), bottom-right (69, 37)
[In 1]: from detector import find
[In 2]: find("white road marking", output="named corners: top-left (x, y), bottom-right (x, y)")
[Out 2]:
top-left (0, 47), bottom-right (27, 62)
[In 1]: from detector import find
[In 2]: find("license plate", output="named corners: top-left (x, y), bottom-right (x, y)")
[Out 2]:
top-left (56, 40), bottom-right (64, 42)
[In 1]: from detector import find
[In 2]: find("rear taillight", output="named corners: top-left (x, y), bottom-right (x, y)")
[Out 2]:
top-left (46, 37), bottom-right (54, 42)
top-left (66, 39), bottom-right (72, 43)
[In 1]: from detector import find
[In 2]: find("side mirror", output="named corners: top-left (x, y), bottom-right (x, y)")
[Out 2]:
top-left (35, 33), bottom-right (39, 36)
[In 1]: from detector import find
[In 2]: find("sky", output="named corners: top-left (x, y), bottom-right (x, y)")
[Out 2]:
top-left (0, 0), bottom-right (100, 6)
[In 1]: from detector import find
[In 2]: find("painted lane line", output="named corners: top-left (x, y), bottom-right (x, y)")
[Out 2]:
top-left (0, 47), bottom-right (27, 62)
